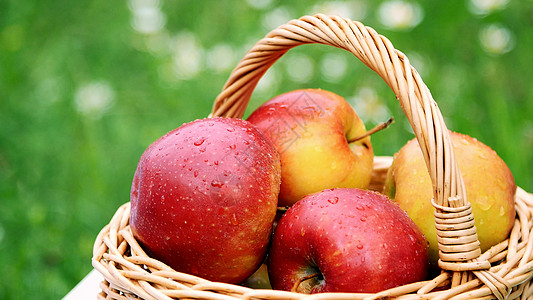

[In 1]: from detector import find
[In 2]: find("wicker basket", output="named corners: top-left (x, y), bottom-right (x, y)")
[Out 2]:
top-left (92, 14), bottom-right (533, 299)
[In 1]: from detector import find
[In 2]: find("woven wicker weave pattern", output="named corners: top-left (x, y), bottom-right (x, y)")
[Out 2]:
top-left (93, 14), bottom-right (533, 299)
top-left (92, 174), bottom-right (533, 299)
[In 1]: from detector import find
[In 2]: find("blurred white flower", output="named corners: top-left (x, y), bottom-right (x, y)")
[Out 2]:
top-left (378, 0), bottom-right (424, 31)
top-left (144, 31), bottom-right (172, 56)
top-left (285, 53), bottom-right (314, 83)
top-left (310, 1), bottom-right (367, 21)
top-left (246, 0), bottom-right (273, 10)
top-left (468, 0), bottom-right (510, 16)
top-left (206, 43), bottom-right (237, 73)
top-left (74, 81), bottom-right (115, 118)
top-left (129, 0), bottom-right (166, 34)
top-left (479, 23), bottom-right (515, 55)
top-left (262, 6), bottom-right (292, 30)
top-left (320, 52), bottom-right (348, 82)
top-left (171, 31), bottom-right (204, 80)
top-left (349, 87), bottom-right (391, 124)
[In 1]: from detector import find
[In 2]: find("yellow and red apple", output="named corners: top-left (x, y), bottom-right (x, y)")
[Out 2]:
top-left (247, 89), bottom-right (374, 206)
top-left (383, 131), bottom-right (516, 264)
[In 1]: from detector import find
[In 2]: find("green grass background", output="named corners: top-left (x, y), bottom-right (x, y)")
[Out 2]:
top-left (1, 0), bottom-right (532, 298)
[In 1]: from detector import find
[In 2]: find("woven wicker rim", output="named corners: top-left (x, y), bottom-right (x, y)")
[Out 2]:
top-left (93, 14), bottom-right (533, 299)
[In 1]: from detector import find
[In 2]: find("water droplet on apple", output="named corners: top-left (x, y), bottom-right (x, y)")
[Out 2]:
top-left (499, 206), bottom-right (506, 216)
top-left (361, 256), bottom-right (366, 263)
top-left (356, 204), bottom-right (365, 211)
top-left (477, 197), bottom-right (493, 211)
top-left (211, 180), bottom-right (224, 188)
top-left (227, 127), bottom-right (235, 132)
top-left (214, 161), bottom-right (219, 165)
top-left (360, 216), bottom-right (367, 222)
top-left (231, 213), bottom-right (238, 225)
top-left (193, 170), bottom-right (199, 177)
top-left (194, 138), bottom-right (205, 146)
top-left (356, 244), bottom-right (363, 250)
top-left (328, 197), bottom-right (339, 204)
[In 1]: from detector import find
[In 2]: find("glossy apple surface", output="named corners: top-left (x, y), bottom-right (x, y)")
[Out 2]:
top-left (383, 131), bottom-right (516, 265)
top-left (130, 117), bottom-right (281, 283)
top-left (247, 89), bottom-right (374, 206)
top-left (268, 188), bottom-right (429, 293)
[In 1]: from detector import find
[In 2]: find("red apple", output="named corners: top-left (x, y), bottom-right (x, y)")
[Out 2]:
top-left (247, 89), bottom-right (374, 207)
top-left (130, 117), bottom-right (281, 284)
top-left (268, 188), bottom-right (429, 293)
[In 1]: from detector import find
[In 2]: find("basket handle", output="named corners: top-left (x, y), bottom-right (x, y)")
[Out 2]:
top-left (210, 14), bottom-right (487, 272)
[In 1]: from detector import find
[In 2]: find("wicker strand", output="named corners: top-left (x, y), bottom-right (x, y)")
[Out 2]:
top-left (93, 172), bottom-right (533, 300)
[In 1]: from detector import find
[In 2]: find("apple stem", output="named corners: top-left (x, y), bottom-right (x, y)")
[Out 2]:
top-left (348, 117), bottom-right (394, 143)
top-left (291, 272), bottom-right (321, 293)
top-left (277, 206), bottom-right (289, 213)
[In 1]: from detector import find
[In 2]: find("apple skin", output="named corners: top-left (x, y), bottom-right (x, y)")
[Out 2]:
top-left (383, 131), bottom-right (516, 265)
top-left (247, 89), bottom-right (374, 207)
top-left (130, 117), bottom-right (281, 284)
top-left (242, 263), bottom-right (272, 289)
top-left (268, 188), bottom-right (429, 293)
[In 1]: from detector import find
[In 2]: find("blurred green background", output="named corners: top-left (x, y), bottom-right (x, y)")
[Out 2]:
top-left (1, 0), bottom-right (532, 298)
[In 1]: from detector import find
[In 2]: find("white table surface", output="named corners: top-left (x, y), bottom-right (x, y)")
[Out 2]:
top-left (62, 269), bottom-right (103, 300)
